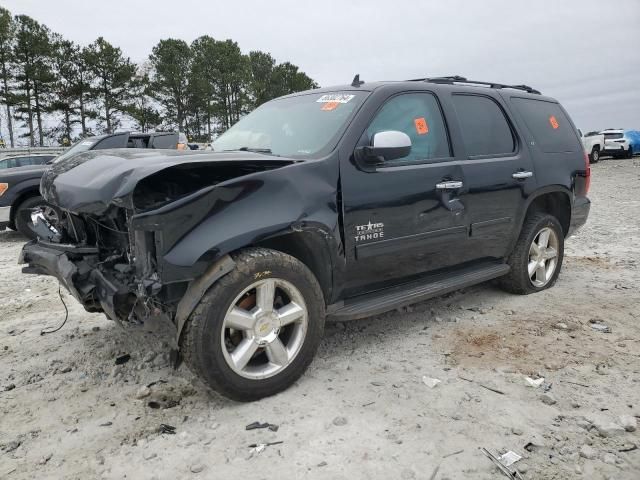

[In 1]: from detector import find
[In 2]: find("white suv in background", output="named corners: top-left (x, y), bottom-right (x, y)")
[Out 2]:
top-left (600, 129), bottom-right (632, 158)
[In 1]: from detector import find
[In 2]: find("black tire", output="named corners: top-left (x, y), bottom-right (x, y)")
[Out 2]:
top-left (180, 247), bottom-right (325, 401)
top-left (14, 196), bottom-right (60, 240)
top-left (626, 146), bottom-right (633, 159)
top-left (499, 213), bottom-right (564, 295)
top-left (589, 147), bottom-right (600, 163)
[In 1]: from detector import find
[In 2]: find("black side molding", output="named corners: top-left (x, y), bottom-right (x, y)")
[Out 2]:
top-left (327, 262), bottom-right (509, 321)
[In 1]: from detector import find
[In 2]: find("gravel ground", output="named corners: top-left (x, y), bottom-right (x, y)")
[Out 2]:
top-left (1, 158), bottom-right (639, 479)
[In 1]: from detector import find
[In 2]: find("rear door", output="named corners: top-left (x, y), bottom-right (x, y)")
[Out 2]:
top-left (449, 93), bottom-right (536, 260)
top-left (341, 91), bottom-right (469, 296)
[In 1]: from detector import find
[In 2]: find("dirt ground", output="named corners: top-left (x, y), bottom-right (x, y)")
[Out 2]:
top-left (1, 158), bottom-right (639, 480)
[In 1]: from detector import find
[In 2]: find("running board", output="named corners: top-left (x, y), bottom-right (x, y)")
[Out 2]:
top-left (327, 263), bottom-right (509, 321)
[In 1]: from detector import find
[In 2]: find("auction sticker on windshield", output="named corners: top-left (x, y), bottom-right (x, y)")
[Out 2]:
top-left (316, 94), bottom-right (355, 104)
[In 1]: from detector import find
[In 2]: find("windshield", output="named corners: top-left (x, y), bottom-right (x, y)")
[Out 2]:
top-left (212, 91), bottom-right (366, 157)
top-left (54, 138), bottom-right (99, 163)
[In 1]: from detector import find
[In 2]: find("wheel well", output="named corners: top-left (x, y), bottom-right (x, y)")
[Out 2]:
top-left (9, 188), bottom-right (41, 224)
top-left (254, 232), bottom-right (333, 305)
top-left (592, 145), bottom-right (600, 151)
top-left (527, 192), bottom-right (571, 236)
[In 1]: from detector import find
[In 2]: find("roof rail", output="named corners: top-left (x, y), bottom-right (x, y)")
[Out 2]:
top-left (407, 76), bottom-right (541, 95)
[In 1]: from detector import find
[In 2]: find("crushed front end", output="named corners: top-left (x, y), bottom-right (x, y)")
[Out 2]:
top-left (18, 149), bottom-right (299, 332)
top-left (20, 206), bottom-right (164, 324)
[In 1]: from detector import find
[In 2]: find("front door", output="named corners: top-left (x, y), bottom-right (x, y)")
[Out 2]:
top-left (341, 92), bottom-right (469, 296)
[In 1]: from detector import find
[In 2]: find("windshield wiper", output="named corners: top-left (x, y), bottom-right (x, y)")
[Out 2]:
top-left (224, 147), bottom-right (275, 155)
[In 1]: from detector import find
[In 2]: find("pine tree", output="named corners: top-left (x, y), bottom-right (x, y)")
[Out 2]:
top-left (83, 37), bottom-right (135, 133)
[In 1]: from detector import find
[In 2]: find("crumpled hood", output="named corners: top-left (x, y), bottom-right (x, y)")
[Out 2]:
top-left (41, 149), bottom-right (296, 214)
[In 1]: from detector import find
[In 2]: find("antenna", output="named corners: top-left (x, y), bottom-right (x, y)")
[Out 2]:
top-left (351, 74), bottom-right (364, 87)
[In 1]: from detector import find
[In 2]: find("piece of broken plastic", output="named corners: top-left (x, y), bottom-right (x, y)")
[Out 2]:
top-left (499, 451), bottom-right (522, 467)
top-left (525, 377), bottom-right (544, 388)
top-left (422, 376), bottom-right (441, 388)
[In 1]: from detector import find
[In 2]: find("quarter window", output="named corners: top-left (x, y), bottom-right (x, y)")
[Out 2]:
top-left (452, 94), bottom-right (515, 156)
top-left (510, 98), bottom-right (578, 153)
top-left (366, 93), bottom-right (450, 163)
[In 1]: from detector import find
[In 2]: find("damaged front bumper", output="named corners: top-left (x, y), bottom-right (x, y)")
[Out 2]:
top-left (19, 240), bottom-right (125, 321)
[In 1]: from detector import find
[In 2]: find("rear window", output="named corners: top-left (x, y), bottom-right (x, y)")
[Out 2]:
top-left (510, 98), bottom-right (578, 153)
top-left (603, 132), bottom-right (623, 140)
top-left (451, 94), bottom-right (515, 157)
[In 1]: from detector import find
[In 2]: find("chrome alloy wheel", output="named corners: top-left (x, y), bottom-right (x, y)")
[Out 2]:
top-left (528, 227), bottom-right (559, 287)
top-left (221, 278), bottom-right (308, 379)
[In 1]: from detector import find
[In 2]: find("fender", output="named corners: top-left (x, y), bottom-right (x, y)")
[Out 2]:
top-left (131, 157), bottom-right (343, 286)
top-left (507, 184), bottom-right (573, 254)
top-left (174, 254), bottom-right (236, 340)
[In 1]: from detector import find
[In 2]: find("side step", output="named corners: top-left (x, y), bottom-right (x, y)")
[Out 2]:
top-left (327, 263), bottom-right (509, 321)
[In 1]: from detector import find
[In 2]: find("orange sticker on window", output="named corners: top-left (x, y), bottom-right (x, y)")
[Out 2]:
top-left (321, 101), bottom-right (339, 111)
top-left (414, 117), bottom-right (429, 135)
top-left (549, 115), bottom-right (559, 129)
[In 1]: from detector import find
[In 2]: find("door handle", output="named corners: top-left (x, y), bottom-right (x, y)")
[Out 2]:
top-left (512, 171), bottom-right (533, 179)
top-left (436, 180), bottom-right (463, 190)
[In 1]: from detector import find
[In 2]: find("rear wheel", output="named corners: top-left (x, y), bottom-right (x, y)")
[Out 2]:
top-left (14, 196), bottom-right (61, 240)
top-left (499, 213), bottom-right (564, 295)
top-left (626, 146), bottom-right (633, 159)
top-left (180, 248), bottom-right (325, 401)
top-left (589, 147), bottom-right (600, 163)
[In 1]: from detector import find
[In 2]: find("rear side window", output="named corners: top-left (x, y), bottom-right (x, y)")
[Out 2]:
top-left (366, 92), bottom-right (450, 164)
top-left (510, 98), bottom-right (578, 153)
top-left (451, 94), bottom-right (515, 157)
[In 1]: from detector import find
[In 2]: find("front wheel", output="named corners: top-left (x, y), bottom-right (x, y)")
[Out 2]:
top-left (499, 213), bottom-right (564, 295)
top-left (180, 248), bottom-right (325, 401)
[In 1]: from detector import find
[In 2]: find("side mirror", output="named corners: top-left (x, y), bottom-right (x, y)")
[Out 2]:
top-left (355, 131), bottom-right (412, 170)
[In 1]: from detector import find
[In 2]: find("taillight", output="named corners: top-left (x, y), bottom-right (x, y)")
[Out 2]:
top-left (584, 152), bottom-right (591, 195)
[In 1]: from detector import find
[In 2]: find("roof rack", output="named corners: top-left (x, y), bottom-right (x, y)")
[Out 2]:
top-left (407, 75), bottom-right (541, 95)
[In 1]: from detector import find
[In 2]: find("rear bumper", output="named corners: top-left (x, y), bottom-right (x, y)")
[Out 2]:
top-left (567, 196), bottom-right (590, 237)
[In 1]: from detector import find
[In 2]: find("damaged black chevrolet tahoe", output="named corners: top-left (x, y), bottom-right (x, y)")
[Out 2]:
top-left (20, 76), bottom-right (591, 401)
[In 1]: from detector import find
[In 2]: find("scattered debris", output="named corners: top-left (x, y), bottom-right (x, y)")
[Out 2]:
top-left (510, 427), bottom-right (523, 436)
top-left (422, 376), bottom-right (441, 388)
top-left (560, 380), bottom-right (589, 388)
top-left (525, 377), bottom-right (545, 388)
top-left (115, 354), bottom-right (131, 365)
top-left (3, 383), bottom-right (16, 391)
top-left (245, 421), bottom-right (279, 432)
top-left (99, 421), bottom-right (112, 427)
top-left (190, 464), bottom-right (205, 473)
top-left (459, 376), bottom-right (505, 395)
top-left (480, 447), bottom-right (524, 479)
top-left (248, 441), bottom-right (283, 454)
top-left (159, 424), bottom-right (176, 435)
top-left (442, 449), bottom-right (464, 458)
top-left (589, 320), bottom-right (611, 333)
top-left (317, 461), bottom-right (328, 467)
top-left (362, 401), bottom-right (376, 407)
top-left (499, 451), bottom-right (522, 467)
top-left (38, 453), bottom-right (53, 465)
top-left (147, 401), bottom-right (161, 409)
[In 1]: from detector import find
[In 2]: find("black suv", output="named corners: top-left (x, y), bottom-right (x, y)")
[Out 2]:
top-left (20, 76), bottom-right (591, 401)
